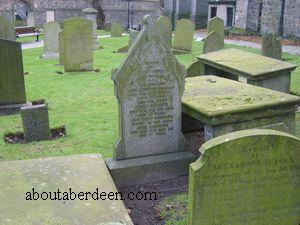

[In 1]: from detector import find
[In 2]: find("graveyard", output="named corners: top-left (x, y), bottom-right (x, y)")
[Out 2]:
top-left (0, 9), bottom-right (300, 225)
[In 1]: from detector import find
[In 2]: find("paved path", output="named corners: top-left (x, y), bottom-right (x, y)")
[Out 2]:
top-left (195, 32), bottom-right (300, 56)
top-left (21, 33), bottom-right (128, 50)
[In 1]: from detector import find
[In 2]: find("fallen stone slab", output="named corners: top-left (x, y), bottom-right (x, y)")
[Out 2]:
top-left (0, 154), bottom-right (133, 225)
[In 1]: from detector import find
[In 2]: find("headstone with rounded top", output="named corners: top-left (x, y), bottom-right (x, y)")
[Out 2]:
top-left (188, 129), bottom-right (300, 225)
top-left (262, 34), bottom-right (282, 60)
top-left (0, 15), bottom-right (16, 41)
top-left (111, 22), bottom-right (123, 37)
top-left (173, 19), bottom-right (195, 52)
top-left (207, 17), bottom-right (224, 49)
top-left (42, 21), bottom-right (62, 59)
top-left (155, 16), bottom-right (172, 48)
top-left (82, 8), bottom-right (100, 50)
top-left (203, 31), bottom-right (223, 54)
top-left (63, 17), bottom-right (93, 72)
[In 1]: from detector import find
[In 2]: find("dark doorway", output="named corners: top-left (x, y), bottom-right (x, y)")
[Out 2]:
top-left (210, 7), bottom-right (217, 19)
top-left (227, 7), bottom-right (234, 27)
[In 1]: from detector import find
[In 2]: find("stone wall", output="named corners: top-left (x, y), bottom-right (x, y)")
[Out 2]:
top-left (283, 0), bottom-right (300, 38)
top-left (260, 0), bottom-right (282, 35)
top-left (246, 0), bottom-right (262, 31)
top-left (0, 0), bottom-right (162, 27)
top-left (235, 0), bottom-right (248, 29)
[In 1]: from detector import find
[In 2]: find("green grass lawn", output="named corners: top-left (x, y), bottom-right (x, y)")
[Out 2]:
top-left (0, 30), bottom-right (300, 224)
top-left (0, 35), bottom-right (299, 162)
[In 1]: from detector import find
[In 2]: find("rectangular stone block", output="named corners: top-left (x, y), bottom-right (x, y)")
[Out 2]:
top-left (21, 104), bottom-right (51, 143)
top-left (0, 154), bottom-right (133, 225)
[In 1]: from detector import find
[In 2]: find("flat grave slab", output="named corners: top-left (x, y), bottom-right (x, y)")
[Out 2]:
top-left (182, 76), bottom-right (300, 141)
top-left (197, 48), bottom-right (297, 93)
top-left (0, 154), bottom-right (133, 225)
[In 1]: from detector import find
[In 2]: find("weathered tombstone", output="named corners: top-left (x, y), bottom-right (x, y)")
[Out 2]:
top-left (116, 29), bottom-right (139, 53)
top-left (63, 18), bottom-right (93, 72)
top-left (128, 28), bottom-right (139, 46)
top-left (0, 39), bottom-right (27, 114)
top-left (203, 31), bottom-right (223, 54)
top-left (21, 104), bottom-right (51, 143)
top-left (207, 17), bottom-right (224, 49)
top-left (111, 22), bottom-right (123, 37)
top-left (104, 23), bottom-right (111, 31)
top-left (106, 15), bottom-right (195, 187)
top-left (82, 8), bottom-right (100, 50)
top-left (188, 129), bottom-right (300, 225)
top-left (0, 15), bottom-right (16, 41)
top-left (42, 21), bottom-right (62, 59)
top-left (58, 30), bottom-right (64, 65)
top-left (155, 16), bottom-right (172, 48)
top-left (262, 34), bottom-right (282, 60)
top-left (173, 19), bottom-right (195, 52)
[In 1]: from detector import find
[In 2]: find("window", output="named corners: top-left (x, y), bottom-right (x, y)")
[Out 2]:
top-left (210, 7), bottom-right (217, 19)
top-left (226, 7), bottom-right (233, 27)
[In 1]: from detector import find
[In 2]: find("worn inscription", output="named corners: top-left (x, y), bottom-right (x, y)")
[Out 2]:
top-left (189, 132), bottom-right (300, 225)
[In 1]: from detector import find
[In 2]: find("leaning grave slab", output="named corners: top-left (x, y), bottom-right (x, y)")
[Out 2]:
top-left (63, 17), bottom-right (93, 72)
top-left (0, 15), bottom-right (16, 41)
top-left (0, 39), bottom-right (31, 115)
top-left (182, 76), bottom-right (300, 141)
top-left (188, 129), bottom-right (300, 225)
top-left (106, 16), bottom-right (196, 187)
top-left (42, 21), bottom-right (62, 59)
top-left (197, 48), bottom-right (297, 93)
top-left (0, 154), bottom-right (133, 225)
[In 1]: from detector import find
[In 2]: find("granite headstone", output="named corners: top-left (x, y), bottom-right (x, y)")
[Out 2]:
top-left (0, 15), bottom-right (16, 41)
top-left (21, 104), bottom-right (51, 143)
top-left (207, 17), bottom-right (224, 49)
top-left (0, 39), bottom-right (26, 106)
top-left (188, 129), bottom-right (300, 225)
top-left (155, 16), bottom-right (172, 48)
top-left (42, 21), bottom-right (62, 59)
top-left (173, 19), bottom-right (195, 52)
top-left (203, 31), bottom-right (223, 54)
top-left (111, 22), bottom-right (123, 37)
top-left (63, 17), bottom-right (93, 72)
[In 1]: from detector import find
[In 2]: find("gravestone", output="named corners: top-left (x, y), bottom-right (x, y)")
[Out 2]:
top-left (128, 28), bottom-right (139, 46)
top-left (203, 31), bottom-right (223, 54)
top-left (188, 129), bottom-right (300, 225)
top-left (111, 22), bottom-right (123, 37)
top-left (59, 31), bottom-right (64, 65)
top-left (106, 15), bottom-right (195, 187)
top-left (207, 17), bottom-right (224, 49)
top-left (63, 17), bottom-right (93, 72)
top-left (21, 104), bottom-right (51, 143)
top-left (104, 23), bottom-right (111, 31)
top-left (262, 34), bottom-right (282, 60)
top-left (0, 15), bottom-right (16, 41)
top-left (116, 29), bottom-right (139, 53)
top-left (173, 19), bottom-right (195, 52)
top-left (0, 39), bottom-right (26, 108)
top-left (42, 22), bottom-right (62, 59)
top-left (155, 16), bottom-right (172, 48)
top-left (82, 8), bottom-right (100, 50)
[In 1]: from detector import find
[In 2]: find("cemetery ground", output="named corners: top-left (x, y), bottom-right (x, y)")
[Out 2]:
top-left (0, 33), bottom-right (300, 224)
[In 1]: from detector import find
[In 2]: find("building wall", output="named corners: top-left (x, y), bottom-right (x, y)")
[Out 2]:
top-left (0, 0), bottom-right (162, 27)
top-left (245, 0), bottom-right (262, 31)
top-left (283, 0), bottom-right (300, 38)
top-left (235, 0), bottom-right (248, 29)
top-left (260, 0), bottom-right (282, 35)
